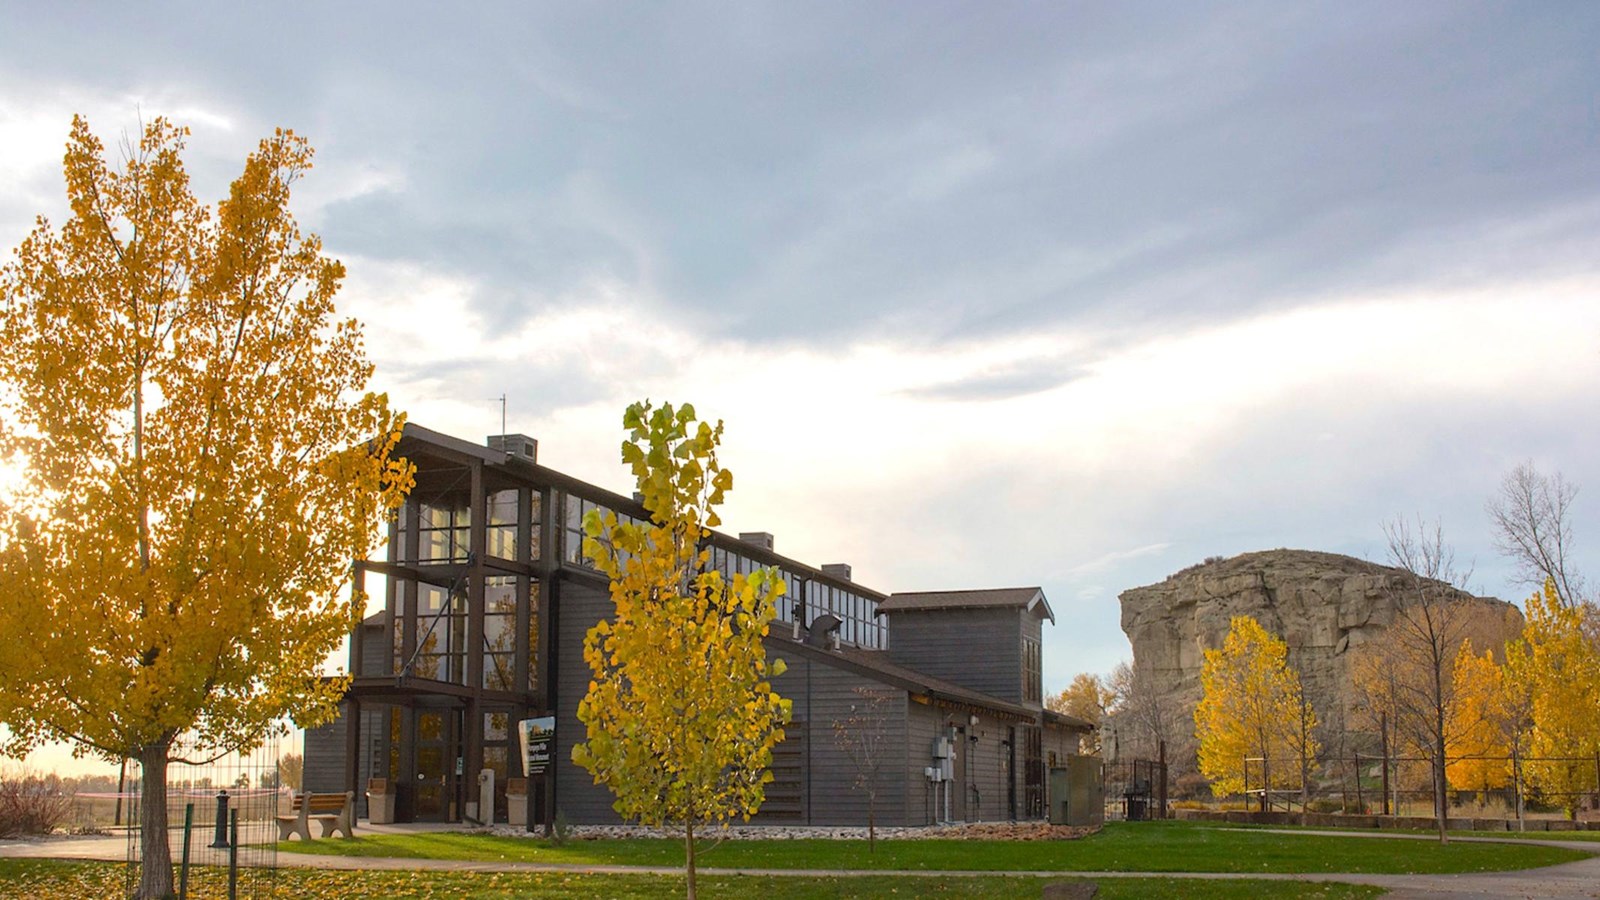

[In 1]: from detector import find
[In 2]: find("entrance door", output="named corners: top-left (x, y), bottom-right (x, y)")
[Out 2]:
top-left (414, 709), bottom-right (462, 821)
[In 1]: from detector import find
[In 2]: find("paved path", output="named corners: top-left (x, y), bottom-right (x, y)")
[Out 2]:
top-left (4, 828), bottom-right (1598, 898)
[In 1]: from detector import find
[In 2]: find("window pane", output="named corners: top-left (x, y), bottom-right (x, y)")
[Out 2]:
top-left (527, 582), bottom-right (541, 693)
top-left (485, 712), bottom-right (509, 742)
top-left (484, 653), bottom-right (515, 690)
top-left (420, 504), bottom-right (450, 530)
top-left (529, 492), bottom-right (543, 561)
top-left (488, 490), bottom-right (517, 526)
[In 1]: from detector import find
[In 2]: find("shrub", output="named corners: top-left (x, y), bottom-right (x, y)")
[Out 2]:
top-left (1174, 771), bottom-right (1211, 800)
top-left (1305, 798), bottom-right (1366, 814)
top-left (0, 771), bottom-right (77, 837)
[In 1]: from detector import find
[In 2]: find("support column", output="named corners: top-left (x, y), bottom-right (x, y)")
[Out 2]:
top-left (465, 463), bottom-right (487, 821)
top-left (343, 697), bottom-right (361, 800)
top-left (538, 487), bottom-right (559, 833)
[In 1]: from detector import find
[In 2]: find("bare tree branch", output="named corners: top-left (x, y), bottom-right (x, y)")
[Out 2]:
top-left (1487, 462), bottom-right (1586, 608)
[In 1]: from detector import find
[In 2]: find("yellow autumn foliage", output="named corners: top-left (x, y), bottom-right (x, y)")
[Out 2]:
top-left (1195, 616), bottom-right (1317, 798)
top-left (0, 116), bottom-right (412, 898)
top-left (570, 400), bottom-right (790, 900)
top-left (1506, 581), bottom-right (1600, 816)
top-left (1445, 642), bottom-right (1511, 792)
top-left (1047, 671), bottom-right (1114, 754)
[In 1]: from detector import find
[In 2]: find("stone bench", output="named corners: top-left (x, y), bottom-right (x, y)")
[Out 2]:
top-left (276, 790), bottom-right (354, 841)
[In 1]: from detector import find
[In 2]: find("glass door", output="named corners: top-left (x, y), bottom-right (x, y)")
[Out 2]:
top-left (414, 709), bottom-right (461, 821)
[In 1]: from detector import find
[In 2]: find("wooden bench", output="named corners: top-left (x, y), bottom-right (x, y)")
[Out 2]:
top-left (276, 790), bottom-right (355, 841)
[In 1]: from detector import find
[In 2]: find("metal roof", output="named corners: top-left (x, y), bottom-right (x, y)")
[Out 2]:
top-left (878, 587), bottom-right (1054, 624)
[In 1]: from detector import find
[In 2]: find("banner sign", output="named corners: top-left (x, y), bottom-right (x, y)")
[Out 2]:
top-left (519, 717), bottom-right (556, 776)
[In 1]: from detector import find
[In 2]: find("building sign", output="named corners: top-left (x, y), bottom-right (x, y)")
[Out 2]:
top-left (519, 717), bottom-right (556, 776)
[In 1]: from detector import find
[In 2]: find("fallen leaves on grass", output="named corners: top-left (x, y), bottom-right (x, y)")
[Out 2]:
top-left (934, 823), bottom-right (1101, 841)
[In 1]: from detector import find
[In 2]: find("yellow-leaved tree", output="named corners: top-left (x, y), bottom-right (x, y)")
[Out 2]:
top-left (0, 117), bottom-right (411, 899)
top-left (1195, 616), bottom-right (1318, 809)
top-left (1506, 581), bottom-right (1600, 818)
top-left (1047, 672), bottom-right (1115, 754)
top-left (1446, 641), bottom-right (1512, 796)
top-left (571, 401), bottom-right (790, 900)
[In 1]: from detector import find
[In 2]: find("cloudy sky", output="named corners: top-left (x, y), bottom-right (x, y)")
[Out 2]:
top-left (3, 1), bottom-right (1598, 717)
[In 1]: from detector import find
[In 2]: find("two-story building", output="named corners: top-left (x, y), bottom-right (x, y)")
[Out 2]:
top-left (304, 424), bottom-right (1096, 826)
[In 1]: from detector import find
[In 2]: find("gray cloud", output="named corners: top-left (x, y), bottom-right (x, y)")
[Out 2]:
top-left (7, 1), bottom-right (1598, 350)
top-left (5, 1), bottom-right (1599, 692)
top-left (901, 359), bottom-right (1089, 402)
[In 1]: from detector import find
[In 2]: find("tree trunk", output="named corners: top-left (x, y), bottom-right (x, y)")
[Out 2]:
top-left (1432, 744), bottom-right (1448, 845)
top-left (115, 757), bottom-right (127, 827)
top-left (684, 820), bottom-right (696, 900)
top-left (868, 792), bottom-right (876, 853)
top-left (1300, 762), bottom-right (1310, 825)
top-left (138, 741), bottom-right (174, 899)
top-left (1261, 753), bottom-right (1271, 814)
top-left (1513, 748), bottom-right (1525, 832)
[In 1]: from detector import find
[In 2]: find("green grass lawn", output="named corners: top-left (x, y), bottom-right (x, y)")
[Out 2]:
top-left (1219, 820), bottom-right (1600, 842)
top-left (276, 820), bottom-right (1584, 874)
top-left (0, 858), bottom-right (1384, 899)
top-left (1463, 830), bottom-right (1600, 842)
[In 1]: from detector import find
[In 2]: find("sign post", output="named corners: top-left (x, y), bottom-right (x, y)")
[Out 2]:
top-left (518, 717), bottom-right (556, 834)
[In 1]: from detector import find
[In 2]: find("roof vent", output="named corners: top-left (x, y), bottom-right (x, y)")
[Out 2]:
top-left (738, 532), bottom-right (775, 552)
top-left (821, 563), bottom-right (852, 582)
top-left (487, 434), bottom-right (537, 463)
top-left (806, 612), bottom-right (841, 648)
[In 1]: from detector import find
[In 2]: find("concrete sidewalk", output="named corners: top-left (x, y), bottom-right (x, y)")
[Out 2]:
top-left (4, 827), bottom-right (1598, 899)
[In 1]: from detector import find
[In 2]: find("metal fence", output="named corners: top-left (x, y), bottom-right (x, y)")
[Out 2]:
top-left (1103, 757), bottom-right (1169, 821)
top-left (122, 735), bottom-right (283, 899)
top-left (1228, 752), bottom-right (1600, 819)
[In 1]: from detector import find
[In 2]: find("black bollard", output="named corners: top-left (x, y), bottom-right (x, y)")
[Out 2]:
top-left (210, 790), bottom-right (231, 849)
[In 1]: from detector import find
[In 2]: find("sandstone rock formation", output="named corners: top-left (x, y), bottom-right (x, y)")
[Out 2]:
top-left (1118, 549), bottom-right (1523, 766)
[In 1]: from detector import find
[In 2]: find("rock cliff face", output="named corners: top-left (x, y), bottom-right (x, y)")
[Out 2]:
top-left (1118, 550), bottom-right (1523, 758)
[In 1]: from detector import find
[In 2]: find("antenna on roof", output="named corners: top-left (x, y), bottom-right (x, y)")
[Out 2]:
top-left (489, 394), bottom-right (506, 436)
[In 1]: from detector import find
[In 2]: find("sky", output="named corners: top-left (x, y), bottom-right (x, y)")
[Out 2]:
top-left (2, 2), bottom-right (1598, 772)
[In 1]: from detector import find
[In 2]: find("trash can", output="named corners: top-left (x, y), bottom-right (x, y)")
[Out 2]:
top-left (367, 778), bottom-right (395, 825)
top-left (1126, 794), bottom-right (1148, 821)
top-left (506, 777), bottom-right (529, 827)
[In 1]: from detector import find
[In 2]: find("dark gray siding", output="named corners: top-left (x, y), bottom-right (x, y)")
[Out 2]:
top-left (358, 624), bottom-right (387, 677)
top-left (904, 705), bottom-right (1053, 823)
top-left (964, 715), bottom-right (1010, 822)
top-left (886, 608), bottom-right (1025, 703)
top-left (768, 651), bottom-right (914, 826)
top-left (1043, 723), bottom-right (1081, 769)
top-left (302, 708), bottom-right (381, 817)
top-left (904, 702), bottom-right (943, 825)
top-left (303, 719), bottom-right (344, 794)
top-left (553, 578), bottom-right (623, 824)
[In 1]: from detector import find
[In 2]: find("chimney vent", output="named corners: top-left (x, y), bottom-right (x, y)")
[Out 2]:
top-left (821, 563), bottom-right (852, 582)
top-left (487, 434), bottom-right (538, 463)
top-left (738, 532), bottom-right (775, 552)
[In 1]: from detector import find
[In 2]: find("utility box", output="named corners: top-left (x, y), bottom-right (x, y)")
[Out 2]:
top-left (1048, 757), bottom-right (1105, 827)
top-left (1049, 768), bottom-right (1070, 824)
